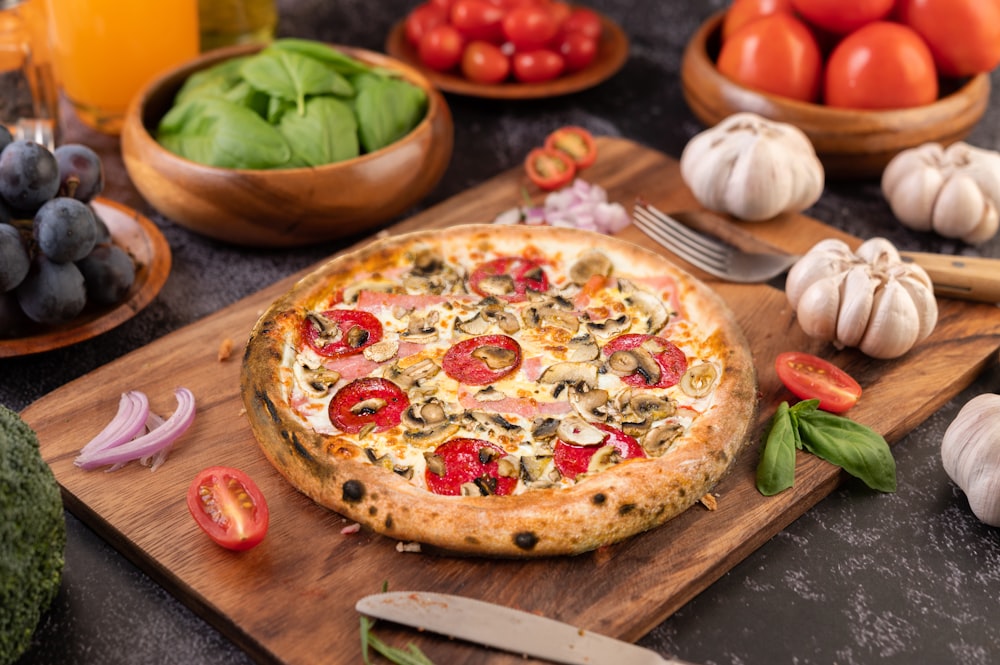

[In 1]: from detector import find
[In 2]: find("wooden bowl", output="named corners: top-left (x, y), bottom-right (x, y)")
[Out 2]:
top-left (121, 43), bottom-right (454, 247)
top-left (680, 12), bottom-right (991, 179)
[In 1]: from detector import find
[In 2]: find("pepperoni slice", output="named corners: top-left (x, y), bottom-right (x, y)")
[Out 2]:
top-left (469, 257), bottom-right (549, 302)
top-left (424, 438), bottom-right (517, 496)
top-left (602, 333), bottom-right (688, 389)
top-left (442, 334), bottom-right (521, 385)
top-left (301, 309), bottom-right (383, 358)
top-left (328, 377), bottom-right (409, 433)
top-left (553, 424), bottom-right (645, 480)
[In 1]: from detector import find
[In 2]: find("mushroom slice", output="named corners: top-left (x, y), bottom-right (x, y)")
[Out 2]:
top-left (569, 249), bottom-right (614, 286)
top-left (363, 338), bottom-right (399, 363)
top-left (566, 334), bottom-right (600, 362)
top-left (351, 397), bottom-right (387, 415)
top-left (626, 289), bottom-right (669, 334)
top-left (586, 314), bottom-right (630, 339)
top-left (477, 274), bottom-right (516, 296)
top-left (424, 452), bottom-right (447, 477)
top-left (585, 444), bottom-right (622, 475)
top-left (401, 310), bottom-right (440, 343)
top-left (641, 422), bottom-right (682, 457)
top-left (456, 312), bottom-right (491, 335)
top-left (293, 362), bottom-right (341, 397)
top-left (471, 345), bottom-right (518, 370)
top-left (520, 455), bottom-right (555, 482)
top-left (531, 417), bottom-right (560, 440)
top-left (410, 247), bottom-right (445, 275)
top-left (401, 399), bottom-right (457, 443)
top-left (342, 280), bottom-right (397, 304)
top-left (474, 386), bottom-right (507, 402)
top-left (606, 347), bottom-right (662, 386)
top-left (538, 362), bottom-right (599, 389)
top-left (680, 363), bottom-right (719, 398)
top-left (385, 357), bottom-right (440, 389)
top-left (629, 393), bottom-right (676, 421)
top-left (569, 388), bottom-right (610, 423)
top-left (607, 350), bottom-right (640, 375)
top-left (497, 455), bottom-right (520, 479)
top-left (556, 415), bottom-right (607, 446)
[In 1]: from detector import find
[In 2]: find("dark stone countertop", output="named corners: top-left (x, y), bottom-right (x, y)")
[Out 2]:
top-left (5, 1), bottom-right (1000, 664)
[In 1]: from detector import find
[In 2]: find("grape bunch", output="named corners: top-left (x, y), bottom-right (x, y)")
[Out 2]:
top-left (0, 126), bottom-right (136, 338)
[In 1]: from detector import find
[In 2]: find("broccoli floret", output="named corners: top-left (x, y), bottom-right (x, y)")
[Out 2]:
top-left (0, 404), bottom-right (66, 665)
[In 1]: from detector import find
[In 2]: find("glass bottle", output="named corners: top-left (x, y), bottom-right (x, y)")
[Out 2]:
top-left (0, 0), bottom-right (58, 148)
top-left (198, 0), bottom-right (277, 52)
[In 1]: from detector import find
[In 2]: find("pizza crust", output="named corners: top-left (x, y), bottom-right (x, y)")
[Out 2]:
top-left (241, 225), bottom-right (757, 557)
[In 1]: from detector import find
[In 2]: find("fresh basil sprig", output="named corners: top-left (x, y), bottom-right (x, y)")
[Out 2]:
top-left (360, 615), bottom-right (436, 665)
top-left (756, 399), bottom-right (896, 496)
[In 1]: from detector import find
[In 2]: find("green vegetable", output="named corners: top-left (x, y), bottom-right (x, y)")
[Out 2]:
top-left (0, 404), bottom-right (66, 665)
top-left (157, 39), bottom-right (427, 170)
top-left (360, 615), bottom-right (436, 665)
top-left (755, 399), bottom-right (896, 496)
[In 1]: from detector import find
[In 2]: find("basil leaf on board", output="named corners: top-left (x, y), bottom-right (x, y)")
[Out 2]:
top-left (756, 401), bottom-right (798, 496)
top-left (240, 49), bottom-right (353, 115)
top-left (269, 38), bottom-right (372, 76)
top-left (157, 98), bottom-right (291, 169)
top-left (279, 96), bottom-right (359, 167)
top-left (796, 409), bottom-right (897, 492)
top-left (354, 76), bottom-right (427, 153)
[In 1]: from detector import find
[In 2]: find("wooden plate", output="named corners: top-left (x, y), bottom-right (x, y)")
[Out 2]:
top-left (384, 10), bottom-right (629, 99)
top-left (0, 198), bottom-right (171, 358)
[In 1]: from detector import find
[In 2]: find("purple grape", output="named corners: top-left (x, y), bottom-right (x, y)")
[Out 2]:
top-left (0, 140), bottom-right (59, 214)
top-left (0, 223), bottom-right (30, 291)
top-left (33, 197), bottom-right (97, 263)
top-left (15, 255), bottom-right (87, 324)
top-left (55, 143), bottom-right (105, 203)
top-left (76, 243), bottom-right (135, 305)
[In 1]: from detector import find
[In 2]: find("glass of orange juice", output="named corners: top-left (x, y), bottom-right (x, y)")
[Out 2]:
top-left (43, 0), bottom-right (199, 134)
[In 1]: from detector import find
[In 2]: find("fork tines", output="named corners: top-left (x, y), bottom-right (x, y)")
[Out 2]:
top-left (632, 203), bottom-right (731, 277)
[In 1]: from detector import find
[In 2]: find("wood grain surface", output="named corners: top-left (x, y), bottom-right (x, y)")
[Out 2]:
top-left (24, 137), bottom-right (1000, 665)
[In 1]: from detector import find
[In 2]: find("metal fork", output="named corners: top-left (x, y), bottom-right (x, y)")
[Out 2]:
top-left (632, 202), bottom-right (798, 283)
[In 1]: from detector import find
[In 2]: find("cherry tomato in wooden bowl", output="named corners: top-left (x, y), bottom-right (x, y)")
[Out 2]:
top-left (187, 466), bottom-right (270, 551)
top-left (774, 351), bottom-right (862, 413)
top-left (790, 0), bottom-right (894, 35)
top-left (895, 0), bottom-right (1000, 78)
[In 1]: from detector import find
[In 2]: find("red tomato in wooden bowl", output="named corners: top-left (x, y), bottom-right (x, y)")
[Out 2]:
top-left (721, 0), bottom-right (794, 42)
top-left (823, 21), bottom-right (938, 110)
top-left (790, 0), bottom-right (894, 35)
top-left (716, 12), bottom-right (823, 103)
top-left (895, 0), bottom-right (1000, 78)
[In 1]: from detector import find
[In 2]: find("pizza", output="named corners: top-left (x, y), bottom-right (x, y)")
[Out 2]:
top-left (240, 224), bottom-right (757, 557)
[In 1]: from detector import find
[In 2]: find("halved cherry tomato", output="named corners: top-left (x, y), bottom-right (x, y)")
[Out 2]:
top-left (502, 5), bottom-right (560, 50)
top-left (524, 147), bottom-right (575, 191)
top-left (418, 24), bottom-right (465, 71)
top-left (461, 40), bottom-right (511, 83)
top-left (561, 7), bottom-right (602, 40)
top-left (187, 466), bottom-right (269, 551)
top-left (556, 31), bottom-right (598, 72)
top-left (544, 126), bottom-right (597, 169)
top-left (424, 438), bottom-right (517, 495)
top-left (823, 21), bottom-right (937, 110)
top-left (774, 351), bottom-right (862, 413)
top-left (716, 12), bottom-right (822, 103)
top-left (554, 424), bottom-right (645, 480)
top-left (442, 334), bottom-right (522, 384)
top-left (468, 256), bottom-right (549, 301)
top-left (405, 2), bottom-right (449, 46)
top-left (329, 377), bottom-right (410, 433)
top-left (301, 309), bottom-right (383, 358)
top-left (512, 49), bottom-right (565, 82)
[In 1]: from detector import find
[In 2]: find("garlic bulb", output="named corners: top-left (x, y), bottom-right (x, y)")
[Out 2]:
top-left (941, 393), bottom-right (1000, 526)
top-left (881, 141), bottom-right (1000, 245)
top-left (785, 237), bottom-right (938, 359)
top-left (680, 112), bottom-right (824, 222)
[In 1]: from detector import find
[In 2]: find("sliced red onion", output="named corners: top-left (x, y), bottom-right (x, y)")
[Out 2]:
top-left (491, 178), bottom-right (627, 235)
top-left (75, 387), bottom-right (196, 471)
top-left (77, 391), bottom-right (149, 457)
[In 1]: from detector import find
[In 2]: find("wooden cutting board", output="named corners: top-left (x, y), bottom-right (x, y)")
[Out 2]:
top-left (25, 138), bottom-right (1000, 665)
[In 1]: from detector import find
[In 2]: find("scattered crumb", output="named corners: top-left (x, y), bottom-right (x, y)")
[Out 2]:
top-left (700, 492), bottom-right (718, 511)
top-left (217, 337), bottom-right (234, 361)
top-left (395, 541), bottom-right (422, 553)
top-left (340, 522), bottom-right (361, 535)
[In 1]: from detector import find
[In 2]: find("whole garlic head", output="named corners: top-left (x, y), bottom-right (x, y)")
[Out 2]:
top-left (680, 112), bottom-right (824, 222)
top-left (941, 393), bottom-right (1000, 527)
top-left (881, 141), bottom-right (1000, 245)
top-left (785, 237), bottom-right (938, 359)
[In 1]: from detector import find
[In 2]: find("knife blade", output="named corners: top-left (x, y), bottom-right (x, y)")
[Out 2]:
top-left (356, 591), bottom-right (694, 665)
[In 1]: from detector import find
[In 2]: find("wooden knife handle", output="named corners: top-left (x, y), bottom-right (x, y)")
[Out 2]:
top-left (901, 251), bottom-right (1000, 304)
